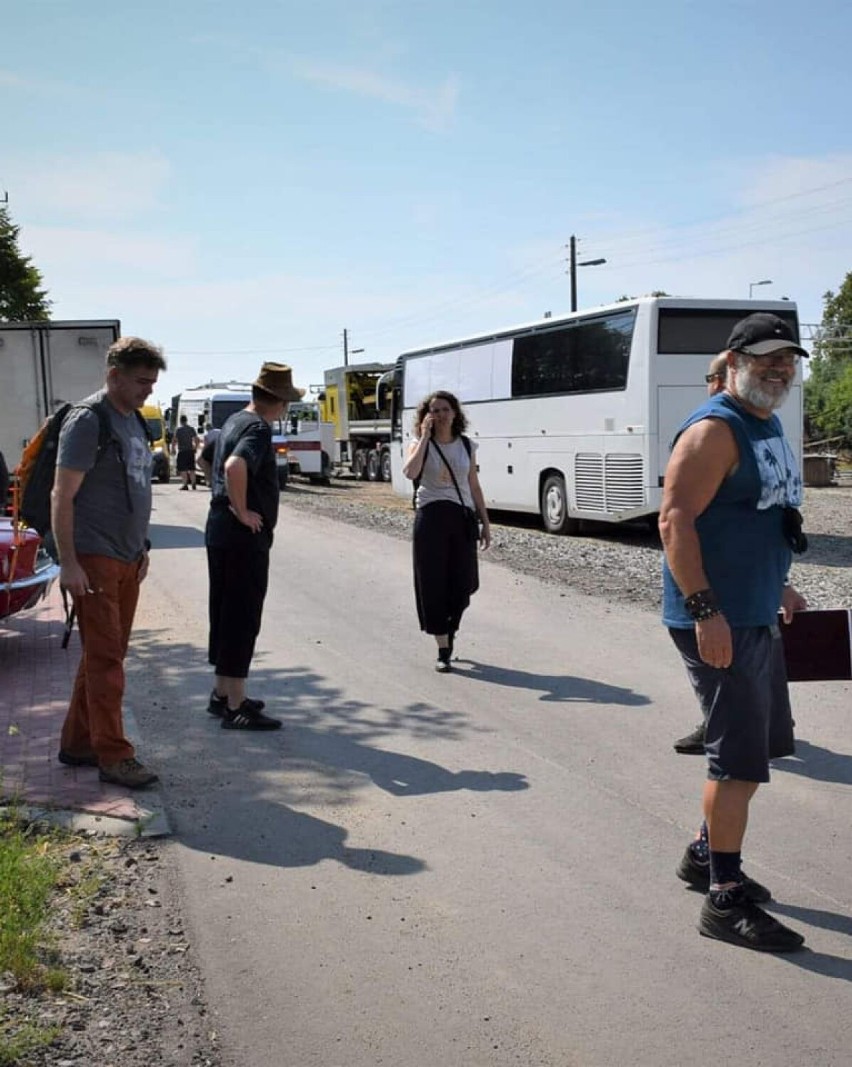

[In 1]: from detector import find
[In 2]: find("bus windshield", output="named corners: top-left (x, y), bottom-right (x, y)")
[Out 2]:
top-left (210, 399), bottom-right (249, 428)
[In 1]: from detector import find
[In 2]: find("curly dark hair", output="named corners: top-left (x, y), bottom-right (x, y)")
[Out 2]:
top-left (413, 391), bottom-right (467, 438)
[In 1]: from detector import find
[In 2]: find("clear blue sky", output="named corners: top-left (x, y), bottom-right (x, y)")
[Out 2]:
top-left (3, 0), bottom-right (851, 404)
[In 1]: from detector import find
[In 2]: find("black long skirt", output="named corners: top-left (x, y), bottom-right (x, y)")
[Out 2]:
top-left (413, 501), bottom-right (479, 635)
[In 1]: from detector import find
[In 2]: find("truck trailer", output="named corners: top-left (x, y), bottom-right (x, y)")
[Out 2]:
top-left (0, 319), bottom-right (120, 469)
top-left (319, 362), bottom-right (393, 480)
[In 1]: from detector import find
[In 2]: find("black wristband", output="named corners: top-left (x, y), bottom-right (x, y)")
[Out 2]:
top-left (684, 588), bottom-right (721, 622)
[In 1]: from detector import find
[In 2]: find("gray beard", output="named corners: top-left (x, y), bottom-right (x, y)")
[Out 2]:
top-left (734, 360), bottom-right (791, 412)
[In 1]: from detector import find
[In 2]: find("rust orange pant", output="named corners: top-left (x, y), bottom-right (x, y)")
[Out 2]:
top-left (60, 554), bottom-right (142, 765)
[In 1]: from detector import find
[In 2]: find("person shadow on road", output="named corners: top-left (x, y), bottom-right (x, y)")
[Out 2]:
top-left (456, 660), bottom-right (651, 706)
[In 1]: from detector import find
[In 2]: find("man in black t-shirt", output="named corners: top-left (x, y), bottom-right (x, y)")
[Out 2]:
top-left (204, 362), bottom-right (305, 729)
top-left (172, 415), bottom-right (199, 490)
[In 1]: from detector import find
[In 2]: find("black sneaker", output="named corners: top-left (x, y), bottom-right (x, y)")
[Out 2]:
top-left (221, 700), bottom-right (281, 730)
top-left (699, 897), bottom-right (805, 952)
top-left (207, 691), bottom-right (266, 717)
top-left (676, 846), bottom-right (771, 903)
top-left (435, 648), bottom-right (451, 673)
top-left (673, 722), bottom-right (706, 754)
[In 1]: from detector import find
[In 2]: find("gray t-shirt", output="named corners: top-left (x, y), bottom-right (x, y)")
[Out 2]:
top-left (57, 390), bottom-right (153, 562)
top-left (415, 436), bottom-right (476, 510)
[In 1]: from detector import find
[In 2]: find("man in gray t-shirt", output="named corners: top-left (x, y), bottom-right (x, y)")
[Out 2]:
top-left (51, 337), bottom-right (167, 790)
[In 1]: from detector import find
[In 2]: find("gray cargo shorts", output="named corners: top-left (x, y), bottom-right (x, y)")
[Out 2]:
top-left (669, 624), bottom-right (795, 783)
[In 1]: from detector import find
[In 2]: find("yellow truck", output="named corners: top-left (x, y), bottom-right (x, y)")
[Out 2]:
top-left (319, 362), bottom-right (393, 480)
top-left (140, 402), bottom-right (170, 483)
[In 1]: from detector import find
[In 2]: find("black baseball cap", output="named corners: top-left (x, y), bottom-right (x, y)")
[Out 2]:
top-left (726, 312), bottom-right (809, 358)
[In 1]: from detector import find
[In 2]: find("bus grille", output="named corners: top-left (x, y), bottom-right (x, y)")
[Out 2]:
top-left (575, 453), bottom-right (645, 513)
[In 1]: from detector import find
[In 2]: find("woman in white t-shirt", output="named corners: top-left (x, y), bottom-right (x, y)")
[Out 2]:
top-left (402, 391), bottom-right (491, 672)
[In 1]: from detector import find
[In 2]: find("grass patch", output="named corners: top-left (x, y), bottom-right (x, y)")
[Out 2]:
top-left (0, 808), bottom-right (62, 991)
top-left (0, 1009), bottom-right (60, 1066)
top-left (0, 808), bottom-right (71, 1063)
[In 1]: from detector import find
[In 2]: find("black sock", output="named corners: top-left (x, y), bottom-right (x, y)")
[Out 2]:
top-left (709, 850), bottom-right (743, 908)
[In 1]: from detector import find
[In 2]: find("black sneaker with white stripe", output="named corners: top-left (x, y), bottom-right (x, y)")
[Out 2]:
top-left (207, 691), bottom-right (266, 717)
top-left (221, 700), bottom-right (281, 730)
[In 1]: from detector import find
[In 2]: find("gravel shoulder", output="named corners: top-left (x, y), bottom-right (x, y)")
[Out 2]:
top-left (2, 831), bottom-right (222, 1067)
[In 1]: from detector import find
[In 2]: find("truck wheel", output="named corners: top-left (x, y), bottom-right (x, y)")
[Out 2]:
top-left (540, 474), bottom-right (580, 535)
top-left (380, 449), bottom-right (391, 482)
top-left (353, 452), bottom-right (369, 480)
top-left (367, 452), bottom-right (380, 481)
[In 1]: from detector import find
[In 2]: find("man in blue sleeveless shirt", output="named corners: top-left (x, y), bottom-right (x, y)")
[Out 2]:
top-left (659, 312), bottom-right (809, 952)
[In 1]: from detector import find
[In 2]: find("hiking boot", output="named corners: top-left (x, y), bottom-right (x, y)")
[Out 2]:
top-left (699, 897), bottom-right (805, 952)
top-left (58, 749), bottom-right (98, 768)
top-left (99, 758), bottom-right (159, 789)
top-left (207, 691), bottom-right (266, 717)
top-left (676, 846), bottom-right (771, 903)
top-left (673, 722), bottom-right (706, 754)
top-left (221, 700), bottom-right (282, 730)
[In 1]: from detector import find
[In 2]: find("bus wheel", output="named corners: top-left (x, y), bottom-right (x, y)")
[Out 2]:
top-left (380, 450), bottom-right (391, 482)
top-left (367, 451), bottom-right (380, 481)
top-left (541, 474), bottom-right (580, 535)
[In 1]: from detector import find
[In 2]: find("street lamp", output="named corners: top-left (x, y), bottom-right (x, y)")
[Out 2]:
top-left (749, 279), bottom-right (772, 299)
top-left (567, 235), bottom-right (606, 312)
top-left (342, 329), bottom-right (364, 366)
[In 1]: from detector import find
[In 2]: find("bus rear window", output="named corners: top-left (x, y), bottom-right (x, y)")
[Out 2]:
top-left (658, 308), bottom-right (800, 355)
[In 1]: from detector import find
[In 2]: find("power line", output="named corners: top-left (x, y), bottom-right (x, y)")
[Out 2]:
top-left (167, 344), bottom-right (339, 355)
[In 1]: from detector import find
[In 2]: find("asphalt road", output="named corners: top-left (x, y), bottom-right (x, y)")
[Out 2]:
top-left (130, 485), bottom-right (852, 1067)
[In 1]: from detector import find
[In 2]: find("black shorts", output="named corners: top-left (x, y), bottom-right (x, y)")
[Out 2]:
top-left (176, 450), bottom-right (195, 473)
top-left (669, 625), bottom-right (795, 783)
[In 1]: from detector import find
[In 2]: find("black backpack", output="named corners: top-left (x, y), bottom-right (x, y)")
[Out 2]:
top-left (19, 398), bottom-right (151, 547)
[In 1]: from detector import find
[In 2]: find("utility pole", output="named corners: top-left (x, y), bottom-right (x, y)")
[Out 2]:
top-left (566, 235), bottom-right (606, 312)
top-left (342, 329), bottom-right (365, 366)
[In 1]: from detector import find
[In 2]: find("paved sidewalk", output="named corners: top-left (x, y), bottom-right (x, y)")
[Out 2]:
top-left (0, 585), bottom-right (169, 835)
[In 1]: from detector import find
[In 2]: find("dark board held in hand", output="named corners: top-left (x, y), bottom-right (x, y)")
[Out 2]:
top-left (780, 609), bottom-right (852, 682)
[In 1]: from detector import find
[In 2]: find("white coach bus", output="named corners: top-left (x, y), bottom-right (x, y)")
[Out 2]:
top-left (387, 297), bottom-right (803, 533)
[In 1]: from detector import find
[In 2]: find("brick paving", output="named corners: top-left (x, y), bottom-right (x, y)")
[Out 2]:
top-left (0, 584), bottom-right (167, 830)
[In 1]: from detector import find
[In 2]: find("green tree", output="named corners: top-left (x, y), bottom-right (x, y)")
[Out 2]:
top-left (804, 271), bottom-right (852, 442)
top-left (0, 205), bottom-right (51, 321)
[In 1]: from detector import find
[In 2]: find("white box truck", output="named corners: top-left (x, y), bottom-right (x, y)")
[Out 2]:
top-left (0, 319), bottom-right (120, 469)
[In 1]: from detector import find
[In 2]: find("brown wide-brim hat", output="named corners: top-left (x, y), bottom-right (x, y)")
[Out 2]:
top-left (253, 362), bottom-right (306, 402)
